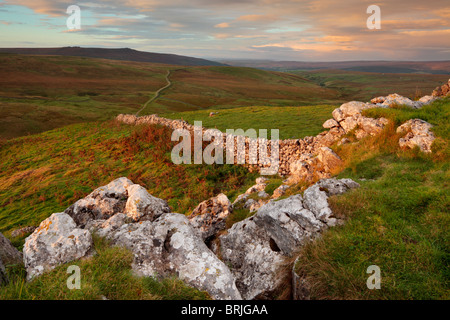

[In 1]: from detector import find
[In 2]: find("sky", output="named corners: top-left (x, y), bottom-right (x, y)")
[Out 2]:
top-left (0, 0), bottom-right (449, 61)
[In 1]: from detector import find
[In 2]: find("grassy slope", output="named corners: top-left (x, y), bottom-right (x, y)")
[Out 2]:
top-left (294, 98), bottom-right (450, 299)
top-left (1, 54), bottom-right (448, 299)
top-left (0, 99), bottom-right (448, 300)
top-left (0, 54), bottom-right (169, 139)
top-left (0, 121), bottom-right (258, 235)
top-left (161, 105), bottom-right (336, 140)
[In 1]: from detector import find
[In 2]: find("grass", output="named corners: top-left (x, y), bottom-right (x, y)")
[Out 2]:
top-left (293, 98), bottom-right (450, 299)
top-left (0, 54), bottom-right (339, 140)
top-left (0, 235), bottom-right (210, 300)
top-left (162, 105), bottom-right (336, 140)
top-left (1, 53), bottom-right (449, 300)
top-left (0, 121), bottom-right (258, 237)
top-left (294, 69), bottom-right (449, 102)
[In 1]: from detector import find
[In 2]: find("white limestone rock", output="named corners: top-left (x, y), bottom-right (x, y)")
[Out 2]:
top-left (125, 184), bottom-right (170, 222)
top-left (23, 213), bottom-right (93, 280)
top-left (108, 213), bottom-right (242, 300)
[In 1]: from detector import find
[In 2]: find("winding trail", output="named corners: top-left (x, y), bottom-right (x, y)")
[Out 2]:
top-left (136, 69), bottom-right (173, 116)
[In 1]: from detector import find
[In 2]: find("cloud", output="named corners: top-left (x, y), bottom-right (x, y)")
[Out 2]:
top-left (215, 22), bottom-right (230, 28)
top-left (1, 0), bottom-right (449, 60)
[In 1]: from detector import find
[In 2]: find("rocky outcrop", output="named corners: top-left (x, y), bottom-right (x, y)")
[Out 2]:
top-left (23, 212), bottom-right (94, 280)
top-left (219, 178), bottom-right (359, 300)
top-left (0, 232), bottom-right (23, 266)
top-left (324, 101), bottom-right (389, 139)
top-left (65, 177), bottom-right (170, 227)
top-left (125, 184), bottom-right (171, 222)
top-left (432, 79), bottom-right (450, 97)
top-left (371, 93), bottom-right (423, 109)
top-left (303, 178), bottom-right (359, 226)
top-left (106, 213), bottom-right (242, 300)
top-left (64, 177), bottom-right (133, 227)
top-left (397, 119), bottom-right (436, 153)
top-left (188, 193), bottom-right (232, 242)
top-left (0, 231), bottom-right (24, 286)
top-left (418, 95), bottom-right (437, 105)
top-left (24, 178), bottom-right (241, 300)
top-left (85, 213), bottom-right (127, 238)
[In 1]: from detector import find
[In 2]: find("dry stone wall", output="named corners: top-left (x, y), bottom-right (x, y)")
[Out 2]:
top-left (116, 85), bottom-right (444, 179)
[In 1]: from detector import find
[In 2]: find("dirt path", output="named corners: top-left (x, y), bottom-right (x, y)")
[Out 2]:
top-left (136, 69), bottom-right (173, 116)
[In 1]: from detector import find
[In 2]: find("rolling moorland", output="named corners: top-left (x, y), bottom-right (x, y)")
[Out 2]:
top-left (222, 59), bottom-right (450, 74)
top-left (1, 53), bottom-right (448, 140)
top-left (0, 52), bottom-right (449, 300)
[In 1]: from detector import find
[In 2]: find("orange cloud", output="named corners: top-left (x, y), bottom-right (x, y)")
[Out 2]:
top-left (215, 22), bottom-right (230, 28)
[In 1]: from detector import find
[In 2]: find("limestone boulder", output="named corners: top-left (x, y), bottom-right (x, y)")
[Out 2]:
top-left (85, 213), bottom-right (127, 238)
top-left (397, 119), bottom-right (435, 153)
top-left (371, 93), bottom-right (422, 109)
top-left (10, 226), bottom-right (37, 238)
top-left (271, 184), bottom-right (290, 199)
top-left (339, 101), bottom-right (374, 118)
top-left (432, 79), bottom-right (450, 97)
top-left (65, 177), bottom-right (133, 227)
top-left (317, 147), bottom-right (342, 172)
top-left (188, 193), bottom-right (232, 242)
top-left (322, 119), bottom-right (339, 129)
top-left (418, 95), bottom-right (437, 105)
top-left (219, 178), bottom-right (360, 300)
top-left (357, 117), bottom-right (389, 136)
top-left (303, 178), bottom-right (360, 226)
top-left (0, 232), bottom-right (23, 266)
top-left (108, 213), bottom-right (242, 300)
top-left (65, 178), bottom-right (170, 227)
top-left (125, 184), bottom-right (170, 222)
top-left (23, 213), bottom-right (94, 280)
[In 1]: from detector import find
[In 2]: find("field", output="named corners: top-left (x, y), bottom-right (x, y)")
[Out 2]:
top-left (0, 54), bottom-right (336, 139)
top-left (294, 69), bottom-right (449, 102)
top-left (161, 105), bottom-right (336, 140)
top-left (2, 54), bottom-right (448, 141)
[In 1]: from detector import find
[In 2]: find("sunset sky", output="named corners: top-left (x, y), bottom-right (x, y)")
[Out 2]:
top-left (0, 0), bottom-right (449, 61)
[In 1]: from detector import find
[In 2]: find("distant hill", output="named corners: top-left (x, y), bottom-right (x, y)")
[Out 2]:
top-left (0, 47), bottom-right (225, 67)
top-left (221, 60), bottom-right (450, 74)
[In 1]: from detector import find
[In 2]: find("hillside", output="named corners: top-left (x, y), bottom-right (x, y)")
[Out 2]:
top-left (0, 54), bottom-right (336, 139)
top-left (293, 69), bottom-right (449, 102)
top-left (0, 47), bottom-right (224, 67)
top-left (2, 54), bottom-right (448, 141)
top-left (1, 95), bottom-right (448, 300)
top-left (0, 50), bottom-right (449, 301)
top-left (0, 121), bottom-right (260, 233)
top-left (222, 59), bottom-right (450, 74)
